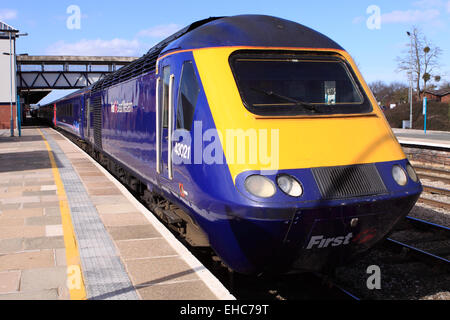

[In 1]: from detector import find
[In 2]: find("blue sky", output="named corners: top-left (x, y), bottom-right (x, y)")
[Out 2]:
top-left (1, 0), bottom-right (450, 102)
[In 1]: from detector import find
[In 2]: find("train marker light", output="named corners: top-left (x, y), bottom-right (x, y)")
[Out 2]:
top-left (277, 175), bottom-right (303, 197)
top-left (244, 175), bottom-right (276, 198)
top-left (406, 164), bottom-right (418, 182)
top-left (392, 165), bottom-right (407, 186)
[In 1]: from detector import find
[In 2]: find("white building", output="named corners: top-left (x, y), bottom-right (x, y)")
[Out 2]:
top-left (0, 21), bottom-right (18, 136)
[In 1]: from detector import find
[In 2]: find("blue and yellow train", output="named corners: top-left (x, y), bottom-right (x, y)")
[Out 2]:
top-left (39, 15), bottom-right (422, 275)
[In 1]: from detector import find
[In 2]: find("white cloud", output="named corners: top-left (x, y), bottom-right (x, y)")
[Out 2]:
top-left (0, 9), bottom-right (17, 21)
top-left (44, 22), bottom-right (182, 58)
top-left (413, 0), bottom-right (450, 13)
top-left (137, 23), bottom-right (181, 38)
top-left (413, 0), bottom-right (444, 8)
top-left (381, 9), bottom-right (440, 23)
top-left (46, 38), bottom-right (144, 56)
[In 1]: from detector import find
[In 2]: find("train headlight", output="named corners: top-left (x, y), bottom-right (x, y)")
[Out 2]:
top-left (244, 175), bottom-right (276, 198)
top-left (277, 175), bottom-right (303, 197)
top-left (392, 165), bottom-right (407, 186)
top-left (406, 164), bottom-right (418, 182)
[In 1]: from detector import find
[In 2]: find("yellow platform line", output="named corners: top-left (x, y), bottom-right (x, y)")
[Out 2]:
top-left (38, 128), bottom-right (87, 300)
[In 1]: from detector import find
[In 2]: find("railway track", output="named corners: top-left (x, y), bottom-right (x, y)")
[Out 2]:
top-left (331, 215), bottom-right (450, 300)
top-left (418, 197), bottom-right (450, 211)
top-left (422, 185), bottom-right (450, 197)
top-left (408, 164), bottom-right (450, 211)
top-left (415, 166), bottom-right (450, 185)
top-left (386, 216), bottom-right (450, 269)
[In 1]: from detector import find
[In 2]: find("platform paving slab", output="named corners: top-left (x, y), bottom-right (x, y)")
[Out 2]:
top-left (0, 129), bottom-right (70, 300)
top-left (0, 250), bottom-right (55, 272)
top-left (137, 280), bottom-right (219, 300)
top-left (20, 267), bottom-right (68, 292)
top-left (116, 239), bottom-right (177, 260)
top-left (0, 271), bottom-right (21, 293)
top-left (0, 289), bottom-right (60, 300)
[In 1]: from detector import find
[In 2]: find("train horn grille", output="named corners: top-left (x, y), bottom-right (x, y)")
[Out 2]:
top-left (312, 164), bottom-right (388, 200)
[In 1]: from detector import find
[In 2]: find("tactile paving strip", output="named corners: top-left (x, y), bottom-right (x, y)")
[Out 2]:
top-left (42, 130), bottom-right (140, 300)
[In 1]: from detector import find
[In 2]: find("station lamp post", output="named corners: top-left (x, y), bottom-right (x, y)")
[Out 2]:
top-left (406, 31), bottom-right (413, 129)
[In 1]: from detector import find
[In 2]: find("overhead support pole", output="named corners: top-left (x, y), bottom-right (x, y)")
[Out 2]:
top-left (9, 32), bottom-right (14, 137)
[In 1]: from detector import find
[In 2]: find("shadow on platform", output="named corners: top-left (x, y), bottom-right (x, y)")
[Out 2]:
top-left (0, 150), bottom-right (59, 173)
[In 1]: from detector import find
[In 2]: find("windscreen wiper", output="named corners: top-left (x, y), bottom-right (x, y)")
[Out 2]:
top-left (251, 87), bottom-right (322, 113)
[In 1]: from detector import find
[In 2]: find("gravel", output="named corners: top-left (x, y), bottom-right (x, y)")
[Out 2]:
top-left (335, 186), bottom-right (450, 300)
top-left (334, 245), bottom-right (450, 300)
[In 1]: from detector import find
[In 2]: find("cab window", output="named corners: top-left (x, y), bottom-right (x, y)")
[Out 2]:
top-left (230, 51), bottom-right (372, 116)
top-left (162, 66), bottom-right (171, 128)
top-left (176, 61), bottom-right (200, 131)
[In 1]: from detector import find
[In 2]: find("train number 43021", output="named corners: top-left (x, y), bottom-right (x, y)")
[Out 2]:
top-left (174, 142), bottom-right (191, 160)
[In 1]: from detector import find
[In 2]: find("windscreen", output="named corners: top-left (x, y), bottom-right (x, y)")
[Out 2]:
top-left (230, 51), bottom-right (372, 116)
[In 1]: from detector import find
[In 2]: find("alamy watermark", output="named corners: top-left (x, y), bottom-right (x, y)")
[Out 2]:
top-left (171, 121), bottom-right (280, 174)
top-left (366, 265), bottom-right (381, 290)
top-left (366, 5), bottom-right (381, 30)
top-left (66, 5), bottom-right (81, 30)
top-left (67, 265), bottom-right (83, 290)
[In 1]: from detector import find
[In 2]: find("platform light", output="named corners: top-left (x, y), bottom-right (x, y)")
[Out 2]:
top-left (244, 175), bottom-right (276, 198)
top-left (392, 165), bottom-right (407, 186)
top-left (277, 174), bottom-right (303, 197)
top-left (406, 164), bottom-right (418, 182)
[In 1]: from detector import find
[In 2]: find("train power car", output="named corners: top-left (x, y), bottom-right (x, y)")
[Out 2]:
top-left (38, 15), bottom-right (422, 275)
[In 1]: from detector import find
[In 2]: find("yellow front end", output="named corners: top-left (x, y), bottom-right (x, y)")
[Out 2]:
top-left (193, 47), bottom-right (406, 182)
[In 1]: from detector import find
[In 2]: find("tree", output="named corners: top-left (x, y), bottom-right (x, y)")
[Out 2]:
top-left (369, 81), bottom-right (409, 106)
top-left (396, 27), bottom-right (442, 99)
top-left (438, 80), bottom-right (450, 90)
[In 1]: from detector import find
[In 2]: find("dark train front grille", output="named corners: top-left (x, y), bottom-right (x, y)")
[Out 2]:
top-left (312, 164), bottom-right (388, 200)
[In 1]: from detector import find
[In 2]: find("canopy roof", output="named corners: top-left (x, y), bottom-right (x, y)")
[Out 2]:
top-left (0, 21), bottom-right (19, 38)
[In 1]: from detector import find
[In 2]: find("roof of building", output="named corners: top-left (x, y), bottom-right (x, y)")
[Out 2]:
top-left (0, 21), bottom-right (19, 38)
top-left (423, 89), bottom-right (450, 97)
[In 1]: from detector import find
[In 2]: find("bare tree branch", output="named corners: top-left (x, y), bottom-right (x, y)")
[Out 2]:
top-left (396, 26), bottom-right (442, 98)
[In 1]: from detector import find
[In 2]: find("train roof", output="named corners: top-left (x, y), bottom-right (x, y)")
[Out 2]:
top-left (164, 14), bottom-right (343, 53)
top-left (44, 15), bottom-right (344, 98)
top-left (39, 86), bottom-right (91, 108)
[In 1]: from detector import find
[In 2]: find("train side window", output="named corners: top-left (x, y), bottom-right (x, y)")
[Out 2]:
top-left (162, 66), bottom-right (171, 128)
top-left (176, 61), bottom-right (200, 131)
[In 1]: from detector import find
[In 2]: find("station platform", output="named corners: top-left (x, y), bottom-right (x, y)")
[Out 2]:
top-left (0, 127), bottom-right (234, 300)
top-left (393, 128), bottom-right (450, 149)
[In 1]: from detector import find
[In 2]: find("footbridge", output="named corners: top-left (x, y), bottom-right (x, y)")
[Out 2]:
top-left (16, 55), bottom-right (138, 104)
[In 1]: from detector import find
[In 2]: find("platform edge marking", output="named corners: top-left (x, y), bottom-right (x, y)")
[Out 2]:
top-left (38, 128), bottom-right (87, 300)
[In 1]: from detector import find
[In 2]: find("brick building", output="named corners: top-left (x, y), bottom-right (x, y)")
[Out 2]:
top-left (0, 21), bottom-right (18, 136)
top-left (421, 89), bottom-right (450, 104)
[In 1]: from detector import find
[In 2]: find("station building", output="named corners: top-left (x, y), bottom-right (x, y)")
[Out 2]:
top-left (421, 89), bottom-right (450, 104)
top-left (0, 21), bottom-right (18, 136)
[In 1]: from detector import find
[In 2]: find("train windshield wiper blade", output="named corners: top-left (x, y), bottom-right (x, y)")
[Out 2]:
top-left (251, 87), bottom-right (322, 113)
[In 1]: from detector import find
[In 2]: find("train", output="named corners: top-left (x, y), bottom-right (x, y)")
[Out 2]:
top-left (38, 15), bottom-right (423, 275)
